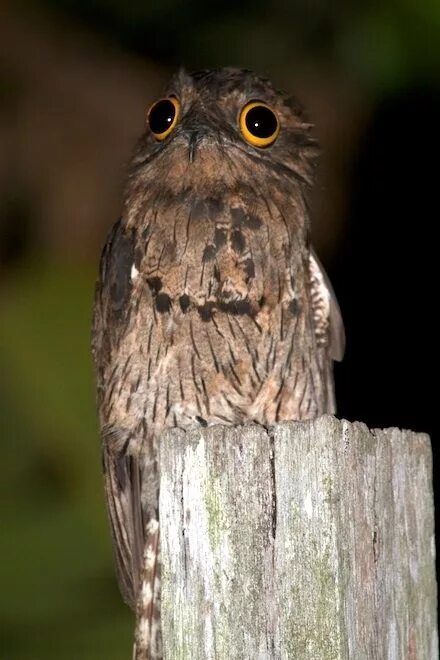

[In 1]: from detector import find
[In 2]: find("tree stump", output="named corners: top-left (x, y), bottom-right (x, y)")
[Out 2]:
top-left (158, 415), bottom-right (437, 659)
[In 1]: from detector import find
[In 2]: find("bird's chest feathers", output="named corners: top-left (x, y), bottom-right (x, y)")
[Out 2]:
top-left (103, 194), bottom-right (320, 431)
top-left (132, 192), bottom-right (305, 312)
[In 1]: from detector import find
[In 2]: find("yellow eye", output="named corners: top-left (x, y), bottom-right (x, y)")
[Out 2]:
top-left (239, 101), bottom-right (280, 148)
top-left (147, 97), bottom-right (180, 140)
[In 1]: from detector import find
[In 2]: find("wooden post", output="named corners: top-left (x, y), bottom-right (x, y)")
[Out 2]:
top-left (159, 415), bottom-right (438, 659)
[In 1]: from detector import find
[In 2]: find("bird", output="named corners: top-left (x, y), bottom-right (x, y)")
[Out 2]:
top-left (91, 67), bottom-right (345, 659)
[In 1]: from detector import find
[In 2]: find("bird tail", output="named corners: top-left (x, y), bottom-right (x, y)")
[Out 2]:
top-left (133, 521), bottom-right (162, 660)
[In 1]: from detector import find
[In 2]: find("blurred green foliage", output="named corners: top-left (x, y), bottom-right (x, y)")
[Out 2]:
top-left (0, 262), bottom-right (132, 659)
top-left (23, 0), bottom-right (440, 92)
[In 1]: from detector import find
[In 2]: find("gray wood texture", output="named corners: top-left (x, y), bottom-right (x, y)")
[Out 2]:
top-left (159, 416), bottom-right (438, 659)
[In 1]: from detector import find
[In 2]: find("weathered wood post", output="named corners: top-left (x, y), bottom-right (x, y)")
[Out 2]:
top-left (159, 415), bottom-right (437, 659)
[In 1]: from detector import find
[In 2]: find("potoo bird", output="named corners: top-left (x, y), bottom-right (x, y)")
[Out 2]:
top-left (92, 67), bottom-right (344, 659)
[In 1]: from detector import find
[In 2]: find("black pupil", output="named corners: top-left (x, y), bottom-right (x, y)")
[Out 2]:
top-left (149, 99), bottom-right (176, 134)
top-left (245, 105), bottom-right (278, 138)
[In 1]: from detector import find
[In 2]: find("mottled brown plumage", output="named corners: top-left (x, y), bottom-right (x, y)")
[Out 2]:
top-left (92, 67), bottom-right (344, 659)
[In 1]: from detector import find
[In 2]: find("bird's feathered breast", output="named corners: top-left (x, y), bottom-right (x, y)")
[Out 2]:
top-left (121, 120), bottom-right (317, 315)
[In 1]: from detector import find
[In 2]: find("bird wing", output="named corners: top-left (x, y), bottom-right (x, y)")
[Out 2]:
top-left (308, 246), bottom-right (345, 414)
top-left (91, 219), bottom-right (146, 609)
top-left (309, 246), bottom-right (345, 362)
top-left (101, 426), bottom-right (145, 609)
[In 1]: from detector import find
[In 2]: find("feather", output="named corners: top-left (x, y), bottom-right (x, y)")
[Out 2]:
top-left (101, 426), bottom-right (144, 609)
top-left (309, 247), bottom-right (345, 362)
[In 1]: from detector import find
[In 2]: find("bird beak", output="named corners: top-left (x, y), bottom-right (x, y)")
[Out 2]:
top-left (188, 131), bottom-right (199, 163)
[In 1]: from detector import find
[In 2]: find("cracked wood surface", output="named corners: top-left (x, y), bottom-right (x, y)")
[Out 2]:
top-left (159, 415), bottom-right (438, 659)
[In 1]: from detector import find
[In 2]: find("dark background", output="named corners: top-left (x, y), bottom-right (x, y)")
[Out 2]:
top-left (1, 1), bottom-right (439, 658)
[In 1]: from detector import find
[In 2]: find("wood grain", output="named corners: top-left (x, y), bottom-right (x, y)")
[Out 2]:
top-left (159, 416), bottom-right (438, 659)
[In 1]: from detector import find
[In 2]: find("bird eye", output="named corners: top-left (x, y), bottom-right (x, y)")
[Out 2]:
top-left (147, 97), bottom-right (180, 140)
top-left (239, 101), bottom-right (280, 147)
top-left (239, 101), bottom-right (280, 148)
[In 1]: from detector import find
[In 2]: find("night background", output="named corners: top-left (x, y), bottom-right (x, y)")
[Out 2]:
top-left (1, 1), bottom-right (439, 658)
